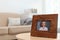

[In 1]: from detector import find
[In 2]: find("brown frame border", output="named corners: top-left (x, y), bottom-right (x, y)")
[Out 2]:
top-left (31, 14), bottom-right (58, 38)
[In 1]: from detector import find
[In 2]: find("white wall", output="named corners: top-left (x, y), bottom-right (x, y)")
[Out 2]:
top-left (43, 0), bottom-right (60, 28)
top-left (0, 0), bottom-right (43, 13)
top-left (45, 0), bottom-right (58, 13)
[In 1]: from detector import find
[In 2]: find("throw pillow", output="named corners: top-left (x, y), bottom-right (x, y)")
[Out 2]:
top-left (8, 17), bottom-right (20, 26)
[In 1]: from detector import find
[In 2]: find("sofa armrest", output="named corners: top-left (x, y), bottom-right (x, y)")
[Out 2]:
top-left (0, 27), bottom-right (8, 35)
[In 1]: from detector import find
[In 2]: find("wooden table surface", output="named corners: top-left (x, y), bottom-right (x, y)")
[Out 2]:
top-left (16, 33), bottom-right (60, 40)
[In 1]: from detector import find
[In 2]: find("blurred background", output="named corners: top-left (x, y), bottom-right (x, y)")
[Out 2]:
top-left (0, 0), bottom-right (59, 32)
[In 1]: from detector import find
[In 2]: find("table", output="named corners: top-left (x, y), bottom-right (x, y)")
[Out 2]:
top-left (16, 33), bottom-right (60, 40)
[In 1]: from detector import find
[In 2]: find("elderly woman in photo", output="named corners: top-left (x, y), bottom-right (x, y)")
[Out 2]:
top-left (39, 21), bottom-right (48, 31)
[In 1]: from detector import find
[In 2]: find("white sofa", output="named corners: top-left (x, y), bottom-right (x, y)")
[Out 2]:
top-left (0, 13), bottom-right (31, 40)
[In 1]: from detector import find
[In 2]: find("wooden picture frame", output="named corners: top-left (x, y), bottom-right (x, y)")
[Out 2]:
top-left (31, 14), bottom-right (58, 38)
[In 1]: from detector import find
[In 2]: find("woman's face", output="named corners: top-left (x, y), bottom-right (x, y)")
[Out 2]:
top-left (42, 21), bottom-right (46, 27)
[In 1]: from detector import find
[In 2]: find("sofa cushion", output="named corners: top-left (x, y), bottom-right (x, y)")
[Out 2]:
top-left (0, 13), bottom-right (20, 26)
top-left (8, 25), bottom-right (31, 34)
top-left (0, 27), bottom-right (8, 35)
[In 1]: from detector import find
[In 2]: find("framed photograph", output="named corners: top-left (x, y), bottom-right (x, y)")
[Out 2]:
top-left (31, 14), bottom-right (58, 38)
top-left (37, 20), bottom-right (50, 31)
